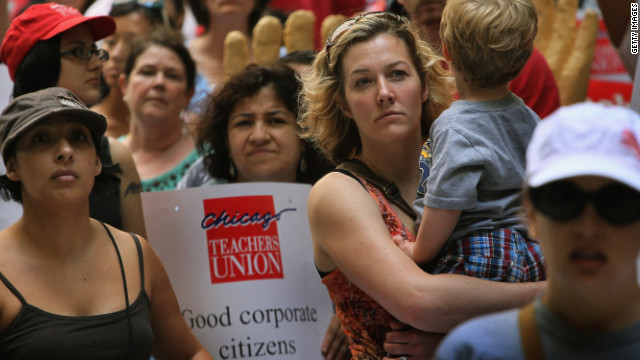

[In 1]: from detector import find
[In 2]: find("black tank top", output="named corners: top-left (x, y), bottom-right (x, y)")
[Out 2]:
top-left (90, 137), bottom-right (123, 229)
top-left (0, 226), bottom-right (154, 359)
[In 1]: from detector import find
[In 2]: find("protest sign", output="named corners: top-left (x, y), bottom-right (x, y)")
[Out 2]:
top-left (142, 183), bottom-right (333, 359)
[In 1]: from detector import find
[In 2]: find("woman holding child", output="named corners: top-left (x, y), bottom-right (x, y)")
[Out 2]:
top-left (300, 10), bottom-right (545, 359)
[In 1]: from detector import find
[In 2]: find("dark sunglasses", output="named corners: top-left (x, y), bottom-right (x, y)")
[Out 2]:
top-left (324, 11), bottom-right (408, 65)
top-left (528, 180), bottom-right (640, 226)
top-left (60, 46), bottom-right (109, 62)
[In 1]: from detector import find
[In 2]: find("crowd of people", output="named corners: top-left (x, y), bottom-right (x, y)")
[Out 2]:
top-left (0, 0), bottom-right (638, 359)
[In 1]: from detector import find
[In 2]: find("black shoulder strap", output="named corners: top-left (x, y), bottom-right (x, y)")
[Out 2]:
top-left (100, 221), bottom-right (134, 360)
top-left (337, 159), bottom-right (417, 220)
top-left (130, 233), bottom-right (145, 291)
top-left (0, 271), bottom-right (26, 304)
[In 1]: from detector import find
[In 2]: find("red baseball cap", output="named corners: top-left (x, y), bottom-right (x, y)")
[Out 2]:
top-left (0, 3), bottom-right (115, 81)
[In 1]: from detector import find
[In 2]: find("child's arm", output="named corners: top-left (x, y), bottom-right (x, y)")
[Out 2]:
top-left (413, 206), bottom-right (461, 264)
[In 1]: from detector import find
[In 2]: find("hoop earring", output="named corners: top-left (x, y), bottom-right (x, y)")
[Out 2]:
top-left (299, 152), bottom-right (307, 173)
top-left (229, 159), bottom-right (236, 179)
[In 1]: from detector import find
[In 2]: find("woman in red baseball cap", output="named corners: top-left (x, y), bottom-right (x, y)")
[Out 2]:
top-left (0, 3), bottom-right (148, 239)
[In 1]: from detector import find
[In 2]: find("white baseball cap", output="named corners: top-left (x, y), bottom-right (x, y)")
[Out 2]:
top-left (525, 102), bottom-right (640, 191)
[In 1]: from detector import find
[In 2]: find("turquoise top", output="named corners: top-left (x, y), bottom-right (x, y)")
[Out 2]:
top-left (141, 149), bottom-right (199, 192)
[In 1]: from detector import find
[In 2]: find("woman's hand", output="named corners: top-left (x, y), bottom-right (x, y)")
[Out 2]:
top-left (383, 321), bottom-right (445, 360)
top-left (322, 314), bottom-right (351, 360)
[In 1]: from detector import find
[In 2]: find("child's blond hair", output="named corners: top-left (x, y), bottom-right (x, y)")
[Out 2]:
top-left (440, 0), bottom-right (537, 88)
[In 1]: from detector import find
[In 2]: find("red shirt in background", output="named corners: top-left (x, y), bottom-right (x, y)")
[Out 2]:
top-left (509, 47), bottom-right (561, 119)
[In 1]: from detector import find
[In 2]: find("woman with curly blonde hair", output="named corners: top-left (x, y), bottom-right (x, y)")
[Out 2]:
top-left (300, 12), bottom-right (545, 359)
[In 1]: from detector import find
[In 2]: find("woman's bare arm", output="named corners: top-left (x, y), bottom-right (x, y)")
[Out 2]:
top-left (142, 238), bottom-right (213, 359)
top-left (108, 138), bottom-right (147, 239)
top-left (309, 173), bottom-right (545, 333)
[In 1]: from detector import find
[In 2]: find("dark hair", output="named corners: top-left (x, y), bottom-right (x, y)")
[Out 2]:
top-left (123, 27), bottom-right (196, 91)
top-left (197, 64), bottom-right (332, 184)
top-left (0, 136), bottom-right (20, 201)
top-left (165, 0), bottom-right (185, 29)
top-left (12, 37), bottom-right (62, 99)
top-left (98, 1), bottom-right (168, 100)
top-left (109, 1), bottom-right (166, 26)
top-left (0, 135), bottom-right (121, 203)
top-left (188, 0), bottom-right (269, 32)
top-left (78, 0), bottom-right (97, 13)
top-left (386, 0), bottom-right (409, 17)
top-left (276, 49), bottom-right (317, 67)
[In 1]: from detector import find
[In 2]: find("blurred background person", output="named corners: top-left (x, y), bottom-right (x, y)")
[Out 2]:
top-left (187, 0), bottom-right (269, 97)
top-left (91, 0), bottom-right (167, 138)
top-left (120, 27), bottom-right (198, 192)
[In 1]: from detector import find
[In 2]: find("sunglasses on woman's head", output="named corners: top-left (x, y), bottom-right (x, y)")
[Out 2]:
top-left (528, 180), bottom-right (640, 226)
top-left (324, 11), bottom-right (409, 66)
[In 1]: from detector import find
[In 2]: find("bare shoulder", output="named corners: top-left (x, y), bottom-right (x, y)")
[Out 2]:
top-left (106, 137), bottom-right (134, 167)
top-left (106, 136), bottom-right (143, 198)
top-left (308, 171), bottom-right (389, 252)
top-left (99, 221), bottom-right (154, 260)
top-left (308, 171), bottom-right (375, 214)
top-left (96, 221), bottom-right (160, 276)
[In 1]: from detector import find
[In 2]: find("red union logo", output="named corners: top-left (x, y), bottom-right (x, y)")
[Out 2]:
top-left (201, 195), bottom-right (295, 284)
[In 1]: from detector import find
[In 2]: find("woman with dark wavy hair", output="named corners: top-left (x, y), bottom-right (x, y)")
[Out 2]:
top-left (179, 63), bottom-right (333, 188)
top-left (178, 62), bottom-right (346, 359)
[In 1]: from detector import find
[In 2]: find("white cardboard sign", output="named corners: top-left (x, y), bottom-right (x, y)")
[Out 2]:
top-left (142, 183), bottom-right (333, 360)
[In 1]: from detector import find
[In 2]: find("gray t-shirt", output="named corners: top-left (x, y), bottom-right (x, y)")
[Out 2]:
top-left (435, 296), bottom-right (640, 359)
top-left (418, 92), bottom-right (539, 240)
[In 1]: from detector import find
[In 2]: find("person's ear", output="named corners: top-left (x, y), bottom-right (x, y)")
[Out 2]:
top-left (335, 94), bottom-right (353, 119)
top-left (94, 157), bottom-right (102, 176)
top-left (441, 42), bottom-right (452, 62)
top-left (119, 74), bottom-right (129, 100)
top-left (5, 158), bottom-right (20, 182)
top-left (422, 82), bottom-right (429, 103)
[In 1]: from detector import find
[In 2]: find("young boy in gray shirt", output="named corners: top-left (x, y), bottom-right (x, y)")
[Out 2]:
top-left (396, 0), bottom-right (545, 282)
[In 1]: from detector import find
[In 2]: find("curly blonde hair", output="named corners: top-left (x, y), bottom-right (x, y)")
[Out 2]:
top-left (299, 12), bottom-right (453, 165)
top-left (440, 0), bottom-right (538, 88)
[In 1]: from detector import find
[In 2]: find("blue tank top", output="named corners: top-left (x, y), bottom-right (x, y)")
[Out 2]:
top-left (0, 226), bottom-right (154, 359)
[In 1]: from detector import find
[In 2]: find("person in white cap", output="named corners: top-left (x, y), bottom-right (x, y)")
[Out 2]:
top-left (434, 102), bottom-right (640, 359)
